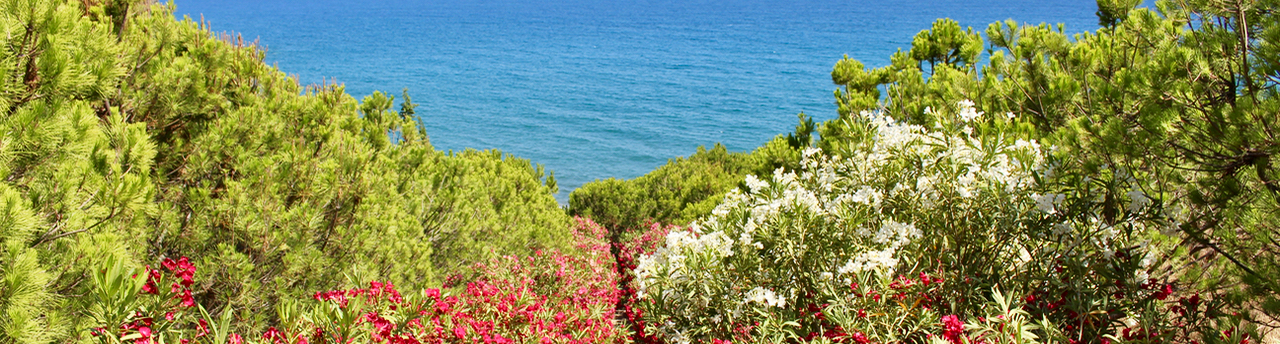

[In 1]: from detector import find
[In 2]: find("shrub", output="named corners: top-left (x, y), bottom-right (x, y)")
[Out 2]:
top-left (630, 103), bottom-right (1206, 343)
top-left (569, 144), bottom-right (759, 234)
top-left (614, 222), bottom-right (679, 343)
top-left (266, 217), bottom-right (621, 344)
top-left (76, 217), bottom-right (620, 344)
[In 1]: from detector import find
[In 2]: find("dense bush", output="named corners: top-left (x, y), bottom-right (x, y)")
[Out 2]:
top-left (632, 103), bottom-right (1203, 343)
top-left (78, 217), bottom-right (621, 344)
top-left (569, 144), bottom-right (759, 234)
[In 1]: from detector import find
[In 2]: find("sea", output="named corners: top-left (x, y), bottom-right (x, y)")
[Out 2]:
top-left (171, 0), bottom-right (1106, 203)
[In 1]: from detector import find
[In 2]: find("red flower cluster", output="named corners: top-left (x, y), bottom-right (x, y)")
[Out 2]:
top-left (289, 217), bottom-right (622, 344)
top-left (311, 280), bottom-right (403, 309)
top-left (119, 314), bottom-right (156, 344)
top-left (162, 257), bottom-right (197, 307)
top-left (613, 222), bottom-right (676, 344)
top-left (139, 257), bottom-right (197, 308)
top-left (940, 314), bottom-right (965, 344)
top-left (90, 256), bottom-right (217, 344)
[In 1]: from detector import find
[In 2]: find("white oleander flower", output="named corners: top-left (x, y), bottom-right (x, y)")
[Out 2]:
top-left (957, 100), bottom-right (983, 122)
top-left (803, 147), bottom-right (822, 158)
top-left (745, 174), bottom-right (768, 194)
top-left (773, 167), bottom-right (796, 187)
top-left (849, 186), bottom-right (882, 206)
top-left (1127, 187), bottom-right (1151, 213)
top-left (746, 287), bottom-right (786, 308)
top-left (1032, 193), bottom-right (1065, 214)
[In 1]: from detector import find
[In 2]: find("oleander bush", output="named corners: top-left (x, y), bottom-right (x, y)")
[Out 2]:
top-left (632, 103), bottom-right (1207, 343)
top-left (80, 217), bottom-right (621, 344)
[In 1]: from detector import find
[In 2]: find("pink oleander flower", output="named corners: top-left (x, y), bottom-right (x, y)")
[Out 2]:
top-left (137, 327), bottom-right (153, 344)
top-left (942, 314), bottom-right (965, 344)
top-left (179, 289), bottom-right (195, 307)
top-left (852, 332), bottom-right (870, 344)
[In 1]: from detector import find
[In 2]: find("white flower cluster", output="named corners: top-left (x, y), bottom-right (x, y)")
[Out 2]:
top-left (1127, 187), bottom-right (1151, 214)
top-left (839, 248), bottom-right (898, 275)
top-left (633, 103), bottom-right (1057, 342)
top-left (849, 186), bottom-right (883, 206)
top-left (636, 101), bottom-right (1050, 291)
top-left (745, 174), bottom-right (769, 194)
top-left (842, 103), bottom-right (1044, 209)
top-left (836, 220), bottom-right (920, 275)
top-left (871, 220), bottom-right (921, 246)
top-left (957, 99), bottom-right (984, 122)
top-left (633, 227), bottom-right (733, 299)
top-left (1031, 193), bottom-right (1066, 214)
top-left (745, 287), bottom-right (786, 308)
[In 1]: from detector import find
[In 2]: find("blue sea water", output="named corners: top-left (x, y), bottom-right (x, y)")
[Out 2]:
top-left (172, 0), bottom-right (1104, 202)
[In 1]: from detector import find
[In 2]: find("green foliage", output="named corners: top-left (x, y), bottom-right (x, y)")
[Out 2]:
top-left (831, 57), bottom-right (886, 116)
top-left (569, 143), bottom-right (761, 235)
top-left (0, 241), bottom-right (59, 344)
top-left (1096, 0), bottom-right (1143, 27)
top-left (0, 185), bottom-right (61, 344)
top-left (82, 255), bottom-right (145, 338)
top-left (909, 18), bottom-right (983, 72)
top-left (787, 112), bottom-right (817, 150)
top-left (0, 0), bottom-right (572, 338)
top-left (569, 113), bottom-right (813, 247)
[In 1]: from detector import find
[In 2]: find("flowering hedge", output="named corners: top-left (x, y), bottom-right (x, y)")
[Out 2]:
top-left (613, 222), bottom-right (679, 343)
top-left (81, 217), bottom-right (622, 344)
top-left (627, 102), bottom-right (1234, 343)
top-left (265, 216), bottom-right (622, 344)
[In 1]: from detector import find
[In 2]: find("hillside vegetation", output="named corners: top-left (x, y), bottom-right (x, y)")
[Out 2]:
top-left (0, 0), bottom-right (571, 338)
top-left (1, 0), bottom-right (1278, 343)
